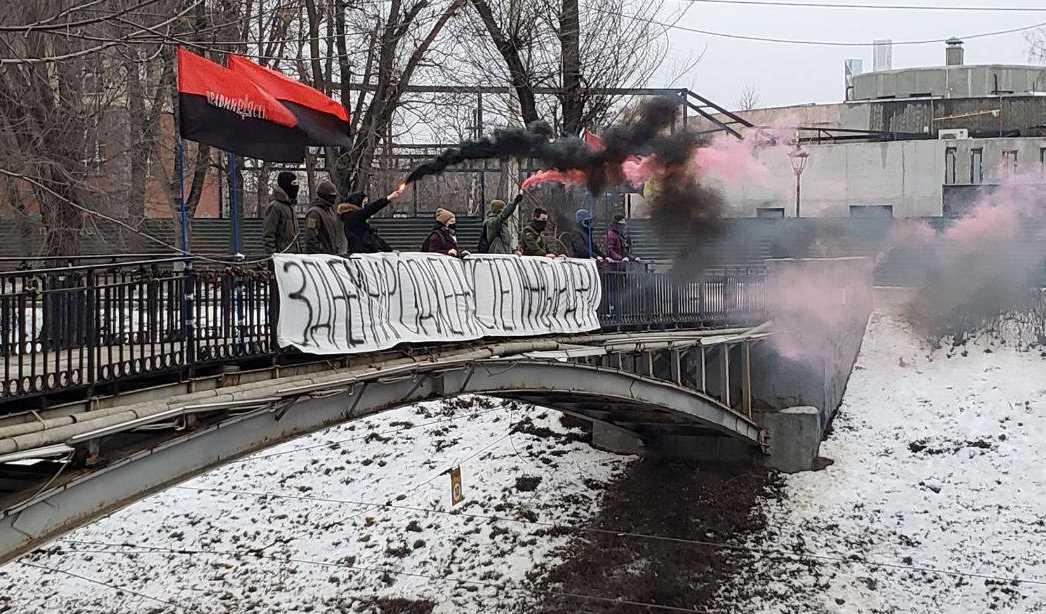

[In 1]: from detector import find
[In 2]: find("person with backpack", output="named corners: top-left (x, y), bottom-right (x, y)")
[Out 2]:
top-left (422, 208), bottom-right (468, 257)
top-left (337, 184), bottom-right (406, 254)
top-left (478, 193), bottom-right (523, 254)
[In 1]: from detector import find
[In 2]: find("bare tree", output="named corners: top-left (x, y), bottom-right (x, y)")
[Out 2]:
top-left (1027, 29), bottom-right (1046, 64)
top-left (459, 0), bottom-right (673, 134)
top-left (736, 84), bottom-right (760, 112)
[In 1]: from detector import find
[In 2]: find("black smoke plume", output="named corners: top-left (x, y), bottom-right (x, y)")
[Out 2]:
top-left (404, 96), bottom-right (682, 195)
top-left (405, 96), bottom-right (728, 255)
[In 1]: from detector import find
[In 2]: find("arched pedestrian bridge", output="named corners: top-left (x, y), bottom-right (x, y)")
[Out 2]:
top-left (0, 254), bottom-right (872, 565)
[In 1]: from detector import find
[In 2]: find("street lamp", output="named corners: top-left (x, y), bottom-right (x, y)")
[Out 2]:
top-left (787, 141), bottom-right (809, 218)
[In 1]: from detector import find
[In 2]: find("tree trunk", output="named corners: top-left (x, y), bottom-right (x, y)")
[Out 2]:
top-left (468, 0), bottom-right (540, 126)
top-left (559, 0), bottom-right (583, 136)
top-left (126, 53), bottom-right (147, 222)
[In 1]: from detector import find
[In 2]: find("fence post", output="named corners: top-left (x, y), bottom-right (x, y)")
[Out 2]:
top-left (183, 260), bottom-right (196, 370)
top-left (85, 268), bottom-right (97, 393)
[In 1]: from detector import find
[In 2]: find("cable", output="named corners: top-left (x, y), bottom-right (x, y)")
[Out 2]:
top-left (682, 0), bottom-right (1046, 12)
top-left (18, 560), bottom-right (185, 610)
top-left (229, 405), bottom-right (506, 464)
top-left (52, 543), bottom-right (723, 613)
top-left (599, 8), bottom-right (1046, 46)
top-left (170, 484), bottom-right (1046, 589)
top-left (0, 0), bottom-right (165, 32)
top-left (0, 1), bottom-right (202, 64)
top-left (0, 168), bottom-right (278, 266)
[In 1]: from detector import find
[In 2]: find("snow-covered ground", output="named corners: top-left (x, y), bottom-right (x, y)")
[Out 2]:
top-left (719, 313), bottom-right (1046, 613)
top-left (3, 310), bottom-right (1045, 614)
top-left (0, 398), bottom-right (631, 613)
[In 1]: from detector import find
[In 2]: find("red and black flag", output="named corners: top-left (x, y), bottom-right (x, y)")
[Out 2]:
top-left (228, 55), bottom-right (351, 148)
top-left (176, 48), bottom-right (306, 162)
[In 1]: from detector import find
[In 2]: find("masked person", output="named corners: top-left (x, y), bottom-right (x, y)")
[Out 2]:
top-left (519, 208), bottom-right (552, 257)
top-left (304, 180), bottom-right (345, 255)
top-left (262, 171), bottom-right (300, 254)
top-left (422, 208), bottom-right (468, 257)
top-left (338, 184), bottom-right (406, 255)
top-left (605, 214), bottom-right (634, 261)
top-left (562, 208), bottom-right (604, 259)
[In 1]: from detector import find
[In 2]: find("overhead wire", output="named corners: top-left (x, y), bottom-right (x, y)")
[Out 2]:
top-left (18, 560), bottom-right (185, 610)
top-left (0, 0), bottom-right (164, 32)
top-left (0, 168), bottom-right (283, 266)
top-left (682, 0), bottom-right (1046, 12)
top-left (52, 542), bottom-right (724, 613)
top-left (0, 1), bottom-right (203, 64)
top-left (230, 405), bottom-right (507, 464)
top-left (599, 7), bottom-right (1046, 46)
top-left (170, 483), bottom-right (1046, 589)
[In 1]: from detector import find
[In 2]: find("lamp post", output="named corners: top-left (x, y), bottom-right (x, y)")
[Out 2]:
top-left (787, 141), bottom-right (809, 218)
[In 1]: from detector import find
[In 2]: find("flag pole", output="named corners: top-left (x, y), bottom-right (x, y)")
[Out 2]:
top-left (228, 151), bottom-right (241, 258)
top-left (176, 137), bottom-right (189, 254)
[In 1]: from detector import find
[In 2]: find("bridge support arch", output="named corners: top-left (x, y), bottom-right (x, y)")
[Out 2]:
top-left (0, 359), bottom-right (761, 565)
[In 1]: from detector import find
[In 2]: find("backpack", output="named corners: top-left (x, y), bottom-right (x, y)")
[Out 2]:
top-left (476, 219), bottom-right (502, 254)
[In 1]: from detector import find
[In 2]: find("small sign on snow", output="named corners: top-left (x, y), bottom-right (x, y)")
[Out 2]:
top-left (449, 466), bottom-right (463, 506)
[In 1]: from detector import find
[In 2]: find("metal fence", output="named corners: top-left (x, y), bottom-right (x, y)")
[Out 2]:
top-left (0, 258), bottom-right (766, 405)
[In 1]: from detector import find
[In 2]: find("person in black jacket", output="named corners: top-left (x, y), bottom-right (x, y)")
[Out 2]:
top-left (562, 208), bottom-right (605, 259)
top-left (338, 184), bottom-right (406, 254)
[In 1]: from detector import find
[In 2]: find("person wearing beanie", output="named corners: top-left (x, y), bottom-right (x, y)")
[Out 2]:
top-left (262, 171), bottom-right (301, 254)
top-left (605, 213), bottom-right (634, 261)
top-left (562, 208), bottom-right (605, 259)
top-left (304, 179), bottom-right (345, 255)
top-left (422, 207), bottom-right (467, 257)
top-left (479, 193), bottom-right (523, 254)
top-left (337, 183), bottom-right (407, 254)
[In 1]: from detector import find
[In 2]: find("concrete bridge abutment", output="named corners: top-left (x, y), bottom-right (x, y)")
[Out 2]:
top-left (591, 257), bottom-right (874, 473)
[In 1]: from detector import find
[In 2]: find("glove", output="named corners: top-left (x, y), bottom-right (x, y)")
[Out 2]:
top-left (513, 193), bottom-right (525, 204)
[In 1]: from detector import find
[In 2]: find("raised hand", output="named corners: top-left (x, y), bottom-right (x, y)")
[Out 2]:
top-left (387, 182), bottom-right (408, 201)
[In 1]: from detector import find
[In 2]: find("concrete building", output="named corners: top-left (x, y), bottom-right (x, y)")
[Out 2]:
top-left (687, 41), bottom-right (1046, 218)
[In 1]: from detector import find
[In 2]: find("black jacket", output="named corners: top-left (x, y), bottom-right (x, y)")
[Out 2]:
top-left (304, 197), bottom-right (344, 255)
top-left (340, 197), bottom-right (392, 254)
top-left (562, 224), bottom-right (604, 259)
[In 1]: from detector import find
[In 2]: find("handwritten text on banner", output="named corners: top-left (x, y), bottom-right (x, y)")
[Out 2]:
top-left (272, 253), bottom-right (602, 355)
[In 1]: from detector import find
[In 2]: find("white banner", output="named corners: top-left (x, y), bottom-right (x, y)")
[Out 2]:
top-left (272, 253), bottom-right (602, 355)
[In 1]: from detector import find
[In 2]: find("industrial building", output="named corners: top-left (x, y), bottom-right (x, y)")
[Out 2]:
top-left (693, 40), bottom-right (1046, 219)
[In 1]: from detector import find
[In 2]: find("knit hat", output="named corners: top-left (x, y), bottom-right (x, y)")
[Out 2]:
top-left (489, 199), bottom-right (506, 214)
top-left (337, 202), bottom-right (361, 214)
top-left (576, 209), bottom-right (593, 225)
top-left (277, 171), bottom-right (299, 200)
top-left (435, 208), bottom-right (456, 225)
top-left (317, 180), bottom-right (338, 203)
top-left (345, 191), bottom-right (366, 206)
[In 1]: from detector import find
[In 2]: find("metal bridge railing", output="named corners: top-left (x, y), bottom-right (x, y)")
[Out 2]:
top-left (0, 259), bottom-right (765, 405)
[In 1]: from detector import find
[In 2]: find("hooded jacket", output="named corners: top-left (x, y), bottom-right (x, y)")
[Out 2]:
top-left (304, 183), bottom-right (344, 255)
top-left (261, 186), bottom-right (299, 254)
top-left (339, 193), bottom-right (392, 254)
top-left (481, 196), bottom-right (521, 254)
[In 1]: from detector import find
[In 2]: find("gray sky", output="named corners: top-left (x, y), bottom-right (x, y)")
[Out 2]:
top-left (652, 0), bottom-right (1046, 109)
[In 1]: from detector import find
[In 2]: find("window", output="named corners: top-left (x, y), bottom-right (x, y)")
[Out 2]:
top-left (849, 205), bottom-right (894, 218)
top-left (1002, 150), bottom-right (1018, 176)
top-left (970, 148), bottom-right (983, 184)
top-left (945, 147), bottom-right (957, 184)
top-left (756, 207), bottom-right (785, 219)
